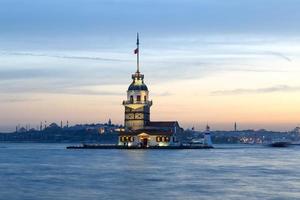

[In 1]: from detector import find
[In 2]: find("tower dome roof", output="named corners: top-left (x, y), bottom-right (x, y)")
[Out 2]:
top-left (128, 72), bottom-right (148, 91)
top-left (128, 82), bottom-right (148, 91)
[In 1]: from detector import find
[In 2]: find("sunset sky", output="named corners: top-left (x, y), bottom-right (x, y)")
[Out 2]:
top-left (0, 0), bottom-right (300, 132)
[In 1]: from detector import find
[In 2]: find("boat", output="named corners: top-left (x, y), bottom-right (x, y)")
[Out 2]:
top-left (269, 139), bottom-right (291, 147)
top-left (189, 138), bottom-right (204, 146)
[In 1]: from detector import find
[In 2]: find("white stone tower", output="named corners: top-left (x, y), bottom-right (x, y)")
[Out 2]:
top-left (122, 33), bottom-right (152, 131)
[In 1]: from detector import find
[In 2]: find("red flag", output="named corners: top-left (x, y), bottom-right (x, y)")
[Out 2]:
top-left (134, 48), bottom-right (138, 54)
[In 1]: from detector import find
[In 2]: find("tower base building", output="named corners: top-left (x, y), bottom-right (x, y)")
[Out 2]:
top-left (119, 121), bottom-right (183, 147)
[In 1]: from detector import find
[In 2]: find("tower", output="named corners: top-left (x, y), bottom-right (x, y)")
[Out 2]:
top-left (204, 124), bottom-right (213, 147)
top-left (123, 33), bottom-right (152, 131)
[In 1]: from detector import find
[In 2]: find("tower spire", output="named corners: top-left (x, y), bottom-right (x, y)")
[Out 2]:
top-left (135, 32), bottom-right (140, 73)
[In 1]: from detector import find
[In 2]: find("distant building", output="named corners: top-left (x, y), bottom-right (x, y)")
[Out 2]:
top-left (18, 127), bottom-right (27, 133)
top-left (292, 126), bottom-right (300, 134)
top-left (98, 127), bottom-right (105, 134)
top-left (48, 123), bottom-right (60, 129)
top-left (119, 34), bottom-right (183, 147)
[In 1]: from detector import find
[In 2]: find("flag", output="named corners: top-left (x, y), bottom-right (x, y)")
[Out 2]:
top-left (134, 48), bottom-right (138, 54)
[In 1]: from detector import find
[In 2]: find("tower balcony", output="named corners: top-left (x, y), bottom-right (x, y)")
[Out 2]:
top-left (132, 73), bottom-right (144, 80)
top-left (123, 100), bottom-right (152, 106)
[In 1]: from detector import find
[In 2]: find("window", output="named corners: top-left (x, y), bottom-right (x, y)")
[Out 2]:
top-left (144, 96), bottom-right (147, 101)
top-left (130, 96), bottom-right (134, 103)
top-left (137, 95), bottom-right (141, 101)
top-left (157, 136), bottom-right (163, 142)
top-left (120, 136), bottom-right (134, 142)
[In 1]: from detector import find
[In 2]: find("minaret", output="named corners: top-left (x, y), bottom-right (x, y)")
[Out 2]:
top-left (123, 33), bottom-right (152, 131)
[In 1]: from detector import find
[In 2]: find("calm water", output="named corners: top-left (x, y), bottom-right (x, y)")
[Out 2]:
top-left (0, 143), bottom-right (300, 200)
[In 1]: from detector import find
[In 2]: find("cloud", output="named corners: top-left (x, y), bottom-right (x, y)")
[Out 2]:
top-left (59, 89), bottom-right (124, 96)
top-left (265, 51), bottom-right (292, 62)
top-left (0, 68), bottom-right (66, 80)
top-left (0, 97), bottom-right (42, 103)
top-left (211, 85), bottom-right (300, 95)
top-left (0, 51), bottom-right (130, 62)
top-left (151, 92), bottom-right (173, 96)
top-left (0, 36), bottom-right (296, 96)
top-left (0, 81), bottom-right (126, 96)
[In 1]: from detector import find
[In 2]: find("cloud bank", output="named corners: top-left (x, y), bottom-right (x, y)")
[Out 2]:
top-left (211, 85), bottom-right (300, 95)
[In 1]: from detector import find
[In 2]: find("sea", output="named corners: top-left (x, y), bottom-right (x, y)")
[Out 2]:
top-left (0, 143), bottom-right (300, 200)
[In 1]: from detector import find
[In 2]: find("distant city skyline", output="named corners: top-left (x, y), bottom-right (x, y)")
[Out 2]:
top-left (0, 0), bottom-right (300, 132)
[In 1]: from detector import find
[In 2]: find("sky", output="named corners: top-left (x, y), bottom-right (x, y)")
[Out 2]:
top-left (0, 0), bottom-right (300, 132)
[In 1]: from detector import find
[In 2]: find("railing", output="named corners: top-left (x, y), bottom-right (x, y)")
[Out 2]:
top-left (123, 100), bottom-right (152, 106)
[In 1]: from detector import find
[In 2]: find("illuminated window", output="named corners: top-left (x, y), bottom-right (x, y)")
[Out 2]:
top-left (157, 136), bottom-right (163, 142)
top-left (137, 95), bottom-right (141, 101)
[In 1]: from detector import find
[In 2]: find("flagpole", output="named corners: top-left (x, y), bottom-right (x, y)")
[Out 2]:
top-left (136, 32), bottom-right (139, 73)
